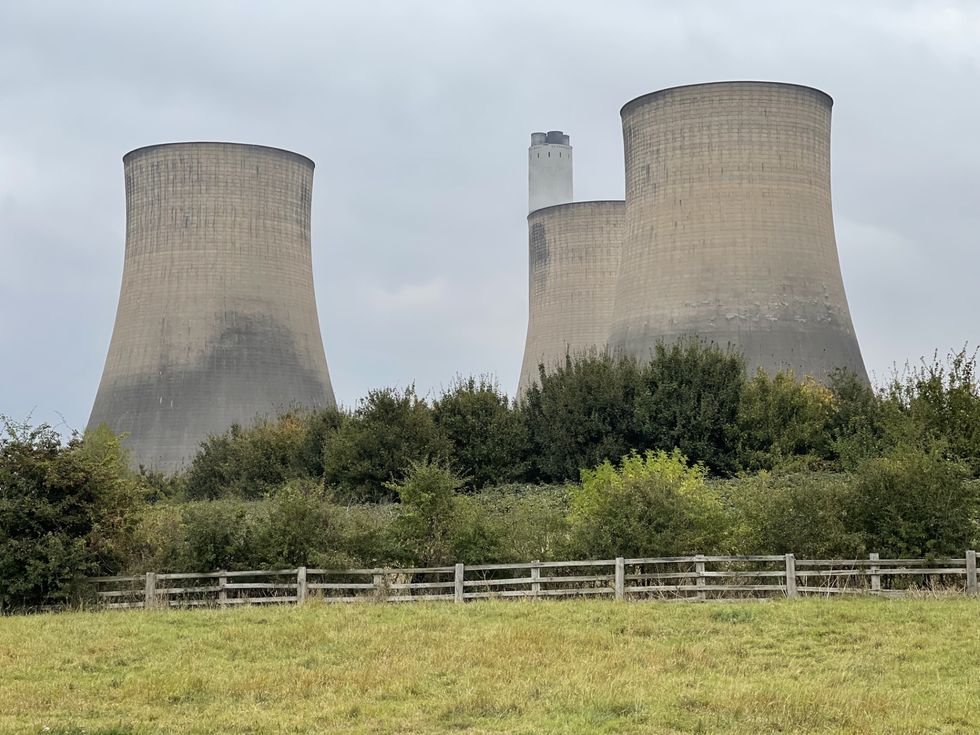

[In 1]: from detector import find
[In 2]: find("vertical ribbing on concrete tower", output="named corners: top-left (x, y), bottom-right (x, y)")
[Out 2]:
top-left (517, 200), bottom-right (625, 394)
top-left (528, 130), bottom-right (573, 213)
top-left (88, 142), bottom-right (336, 473)
top-left (607, 82), bottom-right (867, 382)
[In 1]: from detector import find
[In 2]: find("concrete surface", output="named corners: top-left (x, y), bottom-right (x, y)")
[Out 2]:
top-left (518, 200), bottom-right (624, 393)
top-left (88, 142), bottom-right (336, 474)
top-left (607, 82), bottom-right (868, 382)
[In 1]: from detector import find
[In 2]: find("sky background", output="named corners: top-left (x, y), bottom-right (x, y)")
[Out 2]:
top-left (1, 0), bottom-right (978, 435)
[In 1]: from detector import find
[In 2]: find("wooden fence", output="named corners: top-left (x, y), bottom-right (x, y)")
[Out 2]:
top-left (90, 550), bottom-right (979, 609)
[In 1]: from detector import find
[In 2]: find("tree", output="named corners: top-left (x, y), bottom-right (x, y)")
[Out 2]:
top-left (737, 370), bottom-right (837, 471)
top-left (523, 353), bottom-right (642, 482)
top-left (0, 419), bottom-right (143, 610)
top-left (323, 386), bottom-right (450, 502)
top-left (634, 340), bottom-right (745, 475)
top-left (183, 408), bottom-right (345, 500)
top-left (432, 376), bottom-right (529, 489)
top-left (882, 347), bottom-right (980, 477)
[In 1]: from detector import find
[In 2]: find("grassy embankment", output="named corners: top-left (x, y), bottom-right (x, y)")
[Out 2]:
top-left (1, 598), bottom-right (978, 734)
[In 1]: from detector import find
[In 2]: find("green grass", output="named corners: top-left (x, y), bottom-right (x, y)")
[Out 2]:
top-left (1, 598), bottom-right (978, 734)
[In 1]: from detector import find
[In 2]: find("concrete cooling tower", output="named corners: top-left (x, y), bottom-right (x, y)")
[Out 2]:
top-left (607, 82), bottom-right (867, 382)
top-left (518, 131), bottom-right (625, 393)
top-left (517, 200), bottom-right (625, 394)
top-left (88, 142), bottom-right (336, 474)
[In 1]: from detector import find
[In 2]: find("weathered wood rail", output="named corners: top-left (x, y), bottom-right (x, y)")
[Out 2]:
top-left (90, 550), bottom-right (979, 609)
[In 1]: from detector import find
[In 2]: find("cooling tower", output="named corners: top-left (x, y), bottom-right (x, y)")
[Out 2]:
top-left (607, 81), bottom-right (867, 382)
top-left (517, 200), bottom-right (625, 393)
top-left (88, 142), bottom-right (336, 474)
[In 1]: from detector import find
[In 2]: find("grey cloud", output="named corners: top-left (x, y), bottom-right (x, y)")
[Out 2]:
top-left (1, 0), bottom-right (978, 432)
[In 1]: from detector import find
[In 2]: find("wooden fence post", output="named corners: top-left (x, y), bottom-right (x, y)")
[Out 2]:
top-left (695, 555), bottom-right (706, 601)
top-left (784, 554), bottom-right (798, 598)
top-left (144, 572), bottom-right (157, 609)
top-left (218, 571), bottom-right (228, 607)
top-left (869, 553), bottom-right (881, 595)
top-left (454, 563), bottom-right (465, 604)
top-left (966, 550), bottom-right (977, 597)
top-left (530, 560), bottom-right (541, 599)
top-left (296, 566), bottom-right (308, 604)
top-left (615, 557), bottom-right (625, 601)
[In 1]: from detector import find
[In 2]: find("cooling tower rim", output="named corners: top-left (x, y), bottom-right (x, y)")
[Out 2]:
top-left (123, 142), bottom-right (315, 168)
top-left (528, 199), bottom-right (625, 218)
top-left (620, 81), bottom-right (833, 116)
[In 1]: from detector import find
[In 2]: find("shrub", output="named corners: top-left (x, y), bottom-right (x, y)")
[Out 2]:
top-left (634, 340), bottom-right (745, 475)
top-left (723, 472), bottom-right (863, 558)
top-left (826, 369), bottom-right (887, 470)
top-left (848, 444), bottom-right (976, 557)
top-left (738, 370), bottom-right (837, 471)
top-left (183, 409), bottom-right (344, 500)
top-left (0, 419), bottom-right (143, 610)
top-left (324, 387), bottom-right (450, 502)
top-left (388, 461), bottom-right (496, 565)
top-left (473, 484), bottom-right (570, 562)
top-left (882, 347), bottom-right (980, 476)
top-left (252, 480), bottom-right (347, 567)
top-left (567, 450), bottom-right (728, 558)
top-left (432, 376), bottom-right (529, 489)
top-left (175, 499), bottom-right (257, 571)
top-left (523, 353), bottom-right (642, 483)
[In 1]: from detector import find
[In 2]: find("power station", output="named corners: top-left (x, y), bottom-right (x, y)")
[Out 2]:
top-left (86, 80), bottom-right (867, 471)
top-left (88, 142), bottom-right (336, 473)
top-left (519, 81), bottom-right (867, 391)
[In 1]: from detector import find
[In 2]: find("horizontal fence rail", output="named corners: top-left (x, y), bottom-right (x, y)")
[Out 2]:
top-left (90, 550), bottom-right (979, 610)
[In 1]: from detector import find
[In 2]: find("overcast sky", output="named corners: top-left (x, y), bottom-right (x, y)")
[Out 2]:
top-left (1, 0), bottom-right (978, 434)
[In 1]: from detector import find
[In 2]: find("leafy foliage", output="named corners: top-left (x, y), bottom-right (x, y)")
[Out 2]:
top-left (183, 409), bottom-right (344, 500)
top-left (388, 460), bottom-right (495, 565)
top-left (634, 340), bottom-right (745, 474)
top-left (432, 376), bottom-right (528, 489)
top-left (523, 353), bottom-right (642, 482)
top-left (738, 371), bottom-right (837, 471)
top-left (323, 387), bottom-right (450, 502)
top-left (567, 450), bottom-right (727, 558)
top-left (724, 472), bottom-right (864, 558)
top-left (848, 444), bottom-right (977, 557)
top-left (882, 348), bottom-right (980, 475)
top-left (0, 419), bottom-right (143, 610)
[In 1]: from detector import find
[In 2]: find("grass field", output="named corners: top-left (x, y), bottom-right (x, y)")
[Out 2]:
top-left (1, 598), bottom-right (978, 734)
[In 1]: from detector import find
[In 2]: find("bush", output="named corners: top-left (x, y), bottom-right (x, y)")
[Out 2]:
top-left (252, 480), bottom-right (349, 568)
top-left (826, 369), bottom-right (887, 470)
top-left (848, 445), bottom-right (976, 557)
top-left (523, 353), bottom-right (642, 483)
top-left (324, 387), bottom-right (450, 502)
top-left (388, 461), bottom-right (496, 565)
top-left (882, 348), bottom-right (980, 476)
top-left (432, 376), bottom-right (529, 489)
top-left (183, 409), bottom-right (344, 500)
top-left (567, 450), bottom-right (728, 558)
top-left (0, 419), bottom-right (143, 610)
top-left (738, 371), bottom-right (837, 471)
top-left (175, 499), bottom-right (258, 571)
top-left (473, 484), bottom-right (570, 562)
top-left (634, 340), bottom-right (745, 475)
top-left (724, 472), bottom-right (863, 558)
